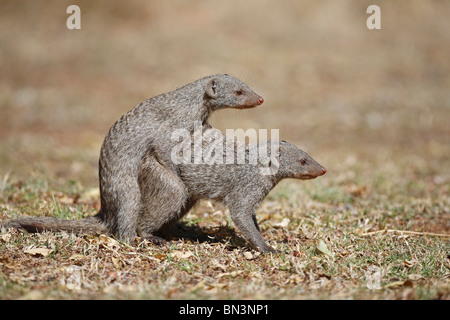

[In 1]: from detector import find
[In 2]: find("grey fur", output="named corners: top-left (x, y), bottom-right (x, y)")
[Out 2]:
top-left (0, 74), bottom-right (264, 240)
top-left (138, 127), bottom-right (326, 253)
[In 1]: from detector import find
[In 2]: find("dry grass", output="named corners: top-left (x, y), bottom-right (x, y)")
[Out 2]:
top-left (0, 0), bottom-right (449, 300)
top-left (0, 171), bottom-right (448, 300)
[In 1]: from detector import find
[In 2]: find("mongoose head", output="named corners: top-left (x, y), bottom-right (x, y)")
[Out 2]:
top-left (277, 141), bottom-right (326, 180)
top-left (204, 74), bottom-right (264, 110)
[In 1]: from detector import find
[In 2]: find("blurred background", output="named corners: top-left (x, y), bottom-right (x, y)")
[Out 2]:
top-left (0, 0), bottom-right (449, 198)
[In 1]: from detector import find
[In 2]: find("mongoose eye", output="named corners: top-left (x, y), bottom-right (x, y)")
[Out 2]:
top-left (234, 90), bottom-right (244, 96)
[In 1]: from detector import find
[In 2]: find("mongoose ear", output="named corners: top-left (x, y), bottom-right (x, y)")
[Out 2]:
top-left (205, 78), bottom-right (218, 99)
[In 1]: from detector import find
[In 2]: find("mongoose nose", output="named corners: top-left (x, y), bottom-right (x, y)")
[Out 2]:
top-left (257, 98), bottom-right (264, 105)
top-left (321, 168), bottom-right (327, 175)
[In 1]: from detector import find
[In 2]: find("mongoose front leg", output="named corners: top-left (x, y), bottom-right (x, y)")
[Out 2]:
top-left (252, 213), bottom-right (261, 233)
top-left (230, 208), bottom-right (275, 253)
top-left (137, 152), bottom-right (189, 241)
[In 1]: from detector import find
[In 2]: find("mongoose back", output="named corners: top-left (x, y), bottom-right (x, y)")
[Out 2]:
top-left (1, 75), bottom-right (264, 240)
top-left (138, 126), bottom-right (326, 253)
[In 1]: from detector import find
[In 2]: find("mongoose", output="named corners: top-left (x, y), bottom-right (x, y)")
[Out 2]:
top-left (1, 75), bottom-right (264, 240)
top-left (137, 126), bottom-right (326, 253)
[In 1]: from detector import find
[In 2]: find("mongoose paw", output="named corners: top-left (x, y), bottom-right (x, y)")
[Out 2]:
top-left (143, 235), bottom-right (167, 246)
top-left (259, 245), bottom-right (277, 254)
top-left (260, 246), bottom-right (287, 255)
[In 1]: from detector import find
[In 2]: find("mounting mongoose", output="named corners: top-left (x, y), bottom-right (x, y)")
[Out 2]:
top-left (137, 125), bottom-right (326, 253)
top-left (1, 74), bottom-right (264, 240)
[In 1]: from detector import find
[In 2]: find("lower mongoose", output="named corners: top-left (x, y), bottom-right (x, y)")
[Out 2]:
top-left (137, 126), bottom-right (326, 253)
top-left (1, 75), bottom-right (264, 240)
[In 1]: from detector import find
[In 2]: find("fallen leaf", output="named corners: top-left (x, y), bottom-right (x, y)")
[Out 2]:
top-left (384, 280), bottom-right (407, 289)
top-left (68, 254), bottom-right (85, 262)
top-left (217, 271), bottom-right (243, 278)
top-left (404, 259), bottom-right (416, 268)
top-left (0, 256), bottom-right (16, 269)
top-left (24, 247), bottom-right (53, 257)
top-left (211, 259), bottom-right (227, 271)
top-left (111, 256), bottom-right (122, 269)
top-left (288, 275), bottom-right (304, 284)
top-left (407, 274), bottom-right (423, 281)
top-left (207, 283), bottom-right (228, 290)
top-left (154, 253), bottom-right (167, 261)
top-left (315, 240), bottom-right (334, 258)
top-left (275, 218), bottom-right (290, 228)
top-left (171, 250), bottom-right (194, 259)
top-left (1, 233), bottom-right (11, 242)
top-left (243, 251), bottom-right (253, 260)
top-left (98, 234), bottom-right (121, 249)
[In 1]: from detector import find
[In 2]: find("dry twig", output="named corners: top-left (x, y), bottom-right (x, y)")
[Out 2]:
top-left (361, 229), bottom-right (450, 238)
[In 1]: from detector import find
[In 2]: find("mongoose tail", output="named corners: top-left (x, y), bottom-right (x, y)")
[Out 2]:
top-left (0, 216), bottom-right (108, 235)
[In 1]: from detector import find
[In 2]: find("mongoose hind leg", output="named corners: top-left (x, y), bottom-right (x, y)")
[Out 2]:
top-left (137, 153), bottom-right (189, 242)
top-left (101, 175), bottom-right (142, 241)
top-left (155, 198), bottom-right (196, 240)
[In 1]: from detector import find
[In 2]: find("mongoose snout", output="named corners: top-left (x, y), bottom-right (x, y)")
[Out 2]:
top-left (306, 165), bottom-right (326, 179)
top-left (234, 92), bottom-right (264, 109)
top-left (301, 167), bottom-right (326, 180)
